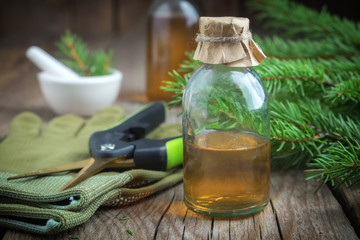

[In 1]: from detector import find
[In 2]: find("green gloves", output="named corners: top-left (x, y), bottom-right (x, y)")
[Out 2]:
top-left (0, 107), bottom-right (182, 234)
top-left (0, 107), bottom-right (127, 173)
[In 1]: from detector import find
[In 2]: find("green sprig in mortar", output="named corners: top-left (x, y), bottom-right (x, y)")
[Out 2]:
top-left (161, 0), bottom-right (360, 189)
top-left (56, 30), bottom-right (113, 76)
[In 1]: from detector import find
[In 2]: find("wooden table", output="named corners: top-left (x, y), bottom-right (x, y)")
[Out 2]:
top-left (1, 40), bottom-right (360, 239)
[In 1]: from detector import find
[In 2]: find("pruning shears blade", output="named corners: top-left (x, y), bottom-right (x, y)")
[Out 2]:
top-left (59, 156), bottom-right (127, 191)
top-left (7, 159), bottom-right (89, 180)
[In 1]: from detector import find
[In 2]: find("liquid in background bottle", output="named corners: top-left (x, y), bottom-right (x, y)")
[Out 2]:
top-left (146, 0), bottom-right (201, 101)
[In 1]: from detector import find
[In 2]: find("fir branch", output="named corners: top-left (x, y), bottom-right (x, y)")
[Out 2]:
top-left (56, 30), bottom-right (113, 76)
top-left (254, 58), bottom-right (327, 96)
top-left (269, 100), bottom-right (323, 160)
top-left (57, 30), bottom-right (91, 76)
top-left (90, 50), bottom-right (114, 76)
top-left (206, 94), bottom-right (266, 133)
top-left (313, 57), bottom-right (360, 74)
top-left (305, 139), bottom-right (360, 188)
top-left (325, 75), bottom-right (360, 103)
top-left (161, 71), bottom-right (190, 107)
top-left (297, 99), bottom-right (360, 143)
top-left (178, 52), bottom-right (202, 72)
top-left (247, 0), bottom-right (360, 44)
top-left (254, 35), bottom-right (360, 59)
top-left (161, 0), bottom-right (360, 188)
top-left (270, 119), bottom-right (319, 154)
top-left (68, 41), bottom-right (90, 76)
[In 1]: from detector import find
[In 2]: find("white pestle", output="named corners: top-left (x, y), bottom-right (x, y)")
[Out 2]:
top-left (26, 46), bottom-right (80, 79)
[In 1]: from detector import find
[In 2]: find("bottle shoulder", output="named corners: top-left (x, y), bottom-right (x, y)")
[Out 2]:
top-left (186, 64), bottom-right (263, 89)
top-left (184, 64), bottom-right (267, 111)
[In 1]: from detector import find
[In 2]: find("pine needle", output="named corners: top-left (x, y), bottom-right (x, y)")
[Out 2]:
top-left (127, 229), bottom-right (134, 236)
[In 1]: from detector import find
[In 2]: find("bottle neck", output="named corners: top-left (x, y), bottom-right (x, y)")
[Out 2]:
top-left (203, 63), bottom-right (249, 73)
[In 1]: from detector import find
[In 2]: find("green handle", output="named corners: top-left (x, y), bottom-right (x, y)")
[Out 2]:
top-left (166, 137), bottom-right (183, 170)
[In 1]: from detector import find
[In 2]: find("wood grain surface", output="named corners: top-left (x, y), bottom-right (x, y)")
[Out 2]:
top-left (331, 184), bottom-right (360, 237)
top-left (2, 171), bottom-right (358, 239)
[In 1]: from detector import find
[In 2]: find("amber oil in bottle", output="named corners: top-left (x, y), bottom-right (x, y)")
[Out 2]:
top-left (184, 130), bottom-right (270, 217)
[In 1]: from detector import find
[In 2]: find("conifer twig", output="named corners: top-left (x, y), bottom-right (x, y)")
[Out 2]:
top-left (263, 76), bottom-right (325, 82)
top-left (56, 30), bottom-right (113, 76)
top-left (66, 41), bottom-right (91, 76)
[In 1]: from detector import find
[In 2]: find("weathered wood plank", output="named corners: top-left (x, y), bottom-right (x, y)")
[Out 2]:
top-left (251, 200), bottom-right (281, 239)
top-left (0, 0), bottom-right (113, 44)
top-left (0, 47), bottom-right (30, 89)
top-left (200, 0), bottom-right (242, 17)
top-left (116, 0), bottom-right (151, 34)
top-left (155, 171), bottom-right (359, 240)
top-left (331, 185), bottom-right (360, 237)
top-left (271, 170), bottom-right (358, 240)
top-left (65, 0), bottom-right (113, 37)
top-left (0, 0), bottom-right (66, 43)
top-left (66, 183), bottom-right (180, 239)
top-left (156, 183), bottom-right (280, 240)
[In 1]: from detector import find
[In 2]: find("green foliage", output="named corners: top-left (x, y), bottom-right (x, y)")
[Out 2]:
top-left (161, 71), bottom-right (190, 107)
top-left (254, 58), bottom-right (327, 97)
top-left (253, 35), bottom-right (359, 59)
top-left (325, 76), bottom-right (360, 103)
top-left (56, 30), bottom-right (113, 76)
top-left (205, 82), bottom-right (267, 135)
top-left (247, 0), bottom-right (360, 44)
top-left (178, 52), bottom-right (202, 72)
top-left (306, 140), bottom-right (360, 188)
top-left (162, 0), bottom-right (360, 188)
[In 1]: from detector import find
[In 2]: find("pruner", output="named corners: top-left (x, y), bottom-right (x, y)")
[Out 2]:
top-left (8, 102), bottom-right (183, 191)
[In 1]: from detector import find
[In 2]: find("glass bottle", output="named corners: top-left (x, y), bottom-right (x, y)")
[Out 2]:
top-left (182, 17), bottom-right (270, 217)
top-left (146, 0), bottom-right (202, 102)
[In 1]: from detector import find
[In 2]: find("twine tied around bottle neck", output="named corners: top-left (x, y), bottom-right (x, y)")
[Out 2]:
top-left (195, 32), bottom-right (252, 43)
top-left (193, 17), bottom-right (266, 67)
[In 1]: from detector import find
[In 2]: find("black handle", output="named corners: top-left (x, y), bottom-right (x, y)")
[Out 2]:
top-left (89, 102), bottom-right (166, 159)
top-left (132, 136), bottom-right (183, 171)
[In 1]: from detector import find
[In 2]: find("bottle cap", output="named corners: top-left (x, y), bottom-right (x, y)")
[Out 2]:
top-left (193, 17), bottom-right (266, 67)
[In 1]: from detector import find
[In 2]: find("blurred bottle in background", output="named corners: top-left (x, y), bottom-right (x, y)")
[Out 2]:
top-left (146, 0), bottom-right (203, 102)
